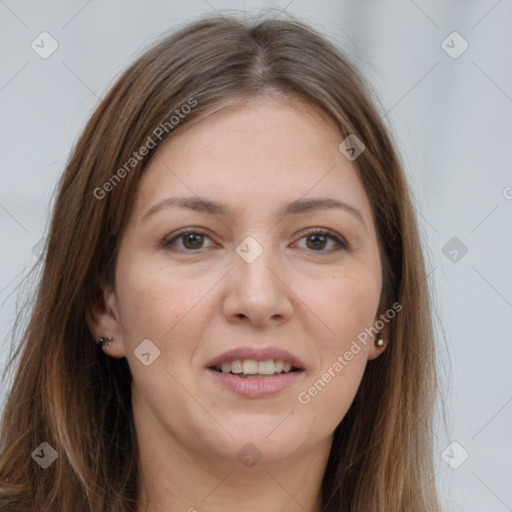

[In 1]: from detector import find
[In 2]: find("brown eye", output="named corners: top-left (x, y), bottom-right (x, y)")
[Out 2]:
top-left (295, 228), bottom-right (349, 253)
top-left (305, 233), bottom-right (328, 250)
top-left (163, 230), bottom-right (215, 252)
top-left (181, 233), bottom-right (204, 249)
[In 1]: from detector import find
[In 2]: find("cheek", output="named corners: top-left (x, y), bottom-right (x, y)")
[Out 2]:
top-left (298, 352), bottom-right (367, 437)
top-left (301, 268), bottom-right (381, 349)
top-left (115, 249), bottom-right (182, 321)
top-left (114, 255), bottom-right (219, 359)
top-left (295, 269), bottom-right (380, 423)
top-left (116, 276), bottom-right (173, 337)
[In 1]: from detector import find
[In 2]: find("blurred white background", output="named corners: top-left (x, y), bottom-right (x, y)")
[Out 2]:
top-left (1, 1), bottom-right (511, 510)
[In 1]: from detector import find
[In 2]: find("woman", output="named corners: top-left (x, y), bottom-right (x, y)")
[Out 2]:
top-left (0, 12), bottom-right (442, 512)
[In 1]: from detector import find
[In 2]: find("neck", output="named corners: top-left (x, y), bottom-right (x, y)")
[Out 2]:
top-left (136, 462), bottom-right (327, 512)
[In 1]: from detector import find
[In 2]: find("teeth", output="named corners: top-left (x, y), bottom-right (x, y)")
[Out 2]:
top-left (230, 360), bottom-right (242, 373)
top-left (216, 359), bottom-right (297, 375)
top-left (257, 360), bottom-right (275, 375)
top-left (242, 359), bottom-right (258, 374)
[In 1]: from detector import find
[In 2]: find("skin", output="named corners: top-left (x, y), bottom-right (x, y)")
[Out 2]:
top-left (87, 95), bottom-right (388, 512)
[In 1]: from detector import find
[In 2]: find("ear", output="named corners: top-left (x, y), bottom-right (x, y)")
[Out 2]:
top-left (367, 307), bottom-right (391, 361)
top-left (85, 285), bottom-right (127, 358)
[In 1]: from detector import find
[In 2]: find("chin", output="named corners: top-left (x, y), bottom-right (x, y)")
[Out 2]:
top-left (210, 421), bottom-right (312, 463)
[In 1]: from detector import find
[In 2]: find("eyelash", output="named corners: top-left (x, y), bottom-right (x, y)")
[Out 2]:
top-left (162, 227), bottom-right (350, 254)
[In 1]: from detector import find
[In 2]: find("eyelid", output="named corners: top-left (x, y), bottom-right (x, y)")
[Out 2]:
top-left (162, 227), bottom-right (350, 253)
top-left (293, 227), bottom-right (350, 252)
top-left (162, 228), bottom-right (217, 251)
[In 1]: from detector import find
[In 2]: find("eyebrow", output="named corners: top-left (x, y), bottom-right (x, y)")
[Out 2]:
top-left (142, 196), bottom-right (366, 228)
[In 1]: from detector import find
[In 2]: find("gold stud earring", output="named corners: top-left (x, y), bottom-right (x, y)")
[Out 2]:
top-left (375, 332), bottom-right (384, 347)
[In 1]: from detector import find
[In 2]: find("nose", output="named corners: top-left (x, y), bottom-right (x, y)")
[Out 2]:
top-left (222, 237), bottom-right (293, 328)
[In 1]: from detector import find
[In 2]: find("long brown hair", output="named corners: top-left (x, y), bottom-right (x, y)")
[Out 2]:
top-left (0, 11), bottom-right (442, 511)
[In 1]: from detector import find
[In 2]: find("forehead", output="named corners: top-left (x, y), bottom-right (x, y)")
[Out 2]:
top-left (133, 96), bottom-right (373, 225)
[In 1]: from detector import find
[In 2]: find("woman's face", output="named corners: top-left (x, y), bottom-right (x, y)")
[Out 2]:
top-left (92, 96), bottom-right (387, 468)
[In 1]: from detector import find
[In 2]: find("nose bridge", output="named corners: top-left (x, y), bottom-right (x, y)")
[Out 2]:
top-left (234, 233), bottom-right (278, 293)
top-left (224, 233), bottom-right (292, 324)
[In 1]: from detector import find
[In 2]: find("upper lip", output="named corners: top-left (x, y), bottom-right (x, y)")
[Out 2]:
top-left (207, 346), bottom-right (305, 369)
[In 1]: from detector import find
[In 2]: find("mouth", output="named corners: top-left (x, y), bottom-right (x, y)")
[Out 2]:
top-left (208, 359), bottom-right (304, 378)
top-left (205, 347), bottom-right (306, 397)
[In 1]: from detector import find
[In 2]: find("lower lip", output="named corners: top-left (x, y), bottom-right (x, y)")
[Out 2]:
top-left (206, 368), bottom-right (305, 398)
